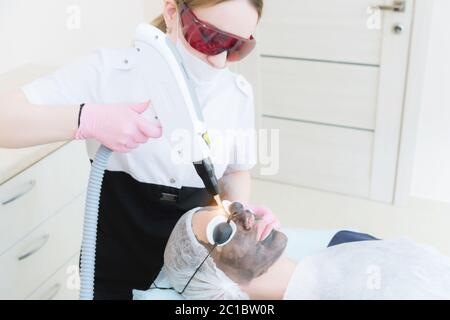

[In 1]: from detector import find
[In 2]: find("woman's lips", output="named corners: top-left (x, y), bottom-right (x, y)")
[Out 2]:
top-left (260, 224), bottom-right (274, 241)
top-left (261, 229), bottom-right (276, 245)
top-left (255, 219), bottom-right (274, 242)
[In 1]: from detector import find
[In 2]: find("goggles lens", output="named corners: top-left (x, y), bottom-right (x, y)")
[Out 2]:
top-left (180, 4), bottom-right (256, 62)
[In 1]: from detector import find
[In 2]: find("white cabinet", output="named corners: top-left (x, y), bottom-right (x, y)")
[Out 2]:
top-left (0, 142), bottom-right (89, 255)
top-left (27, 254), bottom-right (80, 300)
top-left (260, 117), bottom-right (373, 197)
top-left (0, 141), bottom-right (89, 299)
top-left (245, 0), bottom-right (414, 203)
top-left (260, 57), bottom-right (378, 130)
top-left (259, 0), bottom-right (382, 65)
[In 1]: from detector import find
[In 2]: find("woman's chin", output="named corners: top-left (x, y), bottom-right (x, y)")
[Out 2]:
top-left (262, 229), bottom-right (288, 251)
top-left (259, 230), bottom-right (288, 272)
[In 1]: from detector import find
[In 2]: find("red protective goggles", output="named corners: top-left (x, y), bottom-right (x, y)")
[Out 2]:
top-left (179, 3), bottom-right (256, 62)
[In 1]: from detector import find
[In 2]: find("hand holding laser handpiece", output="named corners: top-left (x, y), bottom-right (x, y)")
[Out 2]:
top-left (223, 201), bottom-right (281, 241)
top-left (75, 101), bottom-right (162, 153)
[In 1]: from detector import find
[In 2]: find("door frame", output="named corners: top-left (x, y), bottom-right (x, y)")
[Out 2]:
top-left (392, 0), bottom-right (435, 206)
top-left (369, 0), bottom-right (416, 203)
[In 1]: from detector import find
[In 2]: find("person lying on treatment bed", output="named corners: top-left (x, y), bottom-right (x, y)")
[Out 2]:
top-left (155, 202), bottom-right (450, 300)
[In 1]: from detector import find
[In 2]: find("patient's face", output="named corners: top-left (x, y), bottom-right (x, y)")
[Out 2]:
top-left (193, 202), bottom-right (287, 285)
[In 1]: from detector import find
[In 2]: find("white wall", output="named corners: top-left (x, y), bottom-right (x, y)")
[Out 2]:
top-left (411, 0), bottom-right (450, 203)
top-left (143, 0), bottom-right (164, 23)
top-left (0, 0), bottom-right (145, 74)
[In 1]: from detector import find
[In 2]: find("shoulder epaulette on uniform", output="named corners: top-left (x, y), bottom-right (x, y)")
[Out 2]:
top-left (234, 74), bottom-right (252, 97)
top-left (110, 47), bottom-right (139, 70)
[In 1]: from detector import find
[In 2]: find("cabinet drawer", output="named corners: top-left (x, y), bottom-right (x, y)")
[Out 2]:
top-left (256, 117), bottom-right (373, 197)
top-left (0, 141), bottom-right (89, 254)
top-left (259, 0), bottom-right (381, 65)
top-left (0, 194), bottom-right (84, 299)
top-left (260, 57), bottom-right (378, 130)
top-left (27, 254), bottom-right (80, 300)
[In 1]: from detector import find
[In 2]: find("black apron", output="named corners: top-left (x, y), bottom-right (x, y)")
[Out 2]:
top-left (80, 168), bottom-right (213, 300)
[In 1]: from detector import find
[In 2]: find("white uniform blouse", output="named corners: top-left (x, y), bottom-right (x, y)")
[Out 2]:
top-left (21, 23), bottom-right (257, 190)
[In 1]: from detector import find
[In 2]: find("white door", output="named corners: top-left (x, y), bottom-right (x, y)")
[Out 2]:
top-left (238, 0), bottom-right (414, 203)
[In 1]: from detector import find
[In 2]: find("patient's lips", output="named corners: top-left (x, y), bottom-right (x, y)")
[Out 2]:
top-left (255, 218), bottom-right (274, 242)
top-left (260, 224), bottom-right (274, 242)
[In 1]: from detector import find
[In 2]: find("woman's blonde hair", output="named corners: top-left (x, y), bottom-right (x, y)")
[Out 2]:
top-left (151, 0), bottom-right (263, 33)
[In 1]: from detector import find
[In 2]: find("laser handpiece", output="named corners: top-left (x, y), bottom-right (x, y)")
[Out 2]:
top-left (139, 25), bottom-right (227, 210)
top-left (193, 157), bottom-right (224, 209)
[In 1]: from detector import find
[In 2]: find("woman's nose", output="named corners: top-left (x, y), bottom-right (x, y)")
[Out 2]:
top-left (243, 211), bottom-right (256, 230)
top-left (207, 51), bottom-right (228, 69)
top-left (232, 210), bottom-right (255, 231)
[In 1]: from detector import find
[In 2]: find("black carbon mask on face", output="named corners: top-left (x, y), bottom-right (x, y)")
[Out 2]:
top-left (199, 202), bottom-right (287, 284)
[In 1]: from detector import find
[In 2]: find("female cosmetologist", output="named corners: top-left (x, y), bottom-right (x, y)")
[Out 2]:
top-left (0, 0), bottom-right (280, 299)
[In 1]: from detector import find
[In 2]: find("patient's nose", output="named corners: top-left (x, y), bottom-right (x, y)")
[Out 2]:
top-left (232, 209), bottom-right (255, 231)
top-left (228, 202), bottom-right (255, 230)
top-left (243, 210), bottom-right (256, 230)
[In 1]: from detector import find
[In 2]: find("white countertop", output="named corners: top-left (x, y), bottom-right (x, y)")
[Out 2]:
top-left (0, 142), bottom-right (68, 185)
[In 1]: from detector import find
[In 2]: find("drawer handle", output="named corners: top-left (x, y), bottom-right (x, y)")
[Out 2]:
top-left (1, 180), bottom-right (36, 206)
top-left (39, 283), bottom-right (62, 300)
top-left (17, 234), bottom-right (50, 261)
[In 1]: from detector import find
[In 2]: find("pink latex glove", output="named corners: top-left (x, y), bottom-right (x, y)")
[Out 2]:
top-left (75, 101), bottom-right (162, 153)
top-left (244, 203), bottom-right (281, 242)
